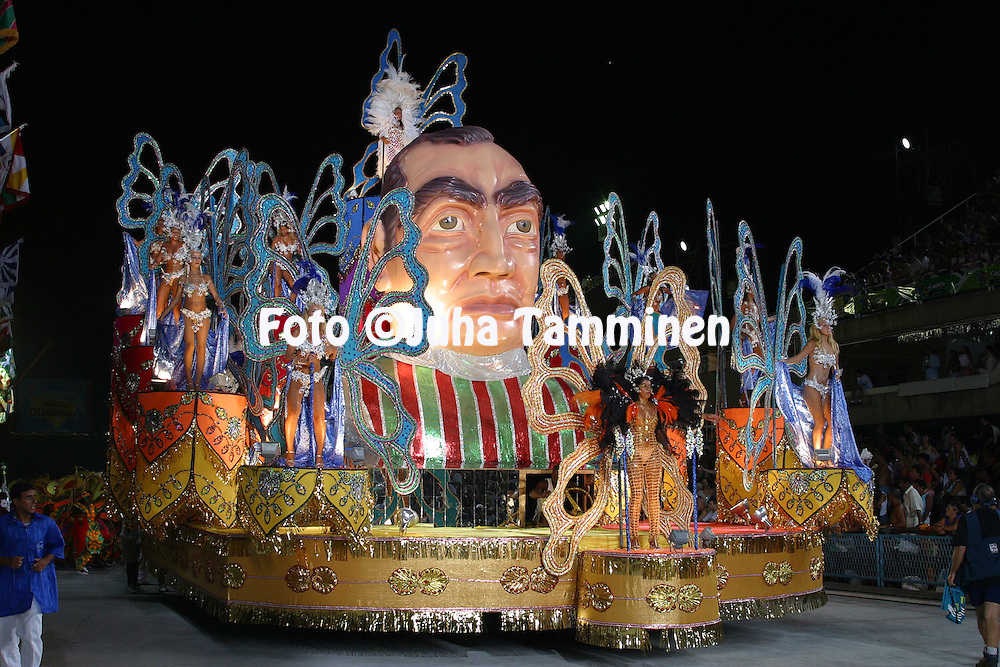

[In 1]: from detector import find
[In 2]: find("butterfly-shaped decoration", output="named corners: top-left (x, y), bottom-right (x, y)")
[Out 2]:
top-left (731, 220), bottom-right (807, 489)
top-left (705, 200), bottom-right (727, 406)
top-left (227, 152), bottom-right (431, 492)
top-left (525, 195), bottom-right (705, 576)
top-left (348, 29), bottom-right (469, 198)
top-left (117, 134), bottom-right (433, 493)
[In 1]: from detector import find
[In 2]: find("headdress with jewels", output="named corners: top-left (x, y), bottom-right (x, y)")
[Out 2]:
top-left (271, 187), bottom-right (297, 230)
top-left (174, 195), bottom-right (212, 258)
top-left (549, 214), bottom-right (573, 256)
top-left (800, 267), bottom-right (847, 327)
top-left (292, 260), bottom-right (334, 313)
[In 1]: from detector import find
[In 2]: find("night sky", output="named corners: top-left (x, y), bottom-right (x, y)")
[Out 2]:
top-left (1, 4), bottom-right (998, 433)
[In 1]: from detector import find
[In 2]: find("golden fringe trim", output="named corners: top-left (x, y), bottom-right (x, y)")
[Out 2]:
top-left (713, 530), bottom-right (824, 556)
top-left (499, 608), bottom-right (576, 632)
top-left (363, 537), bottom-right (547, 562)
top-left (719, 588), bottom-right (828, 621)
top-left (575, 620), bottom-right (724, 652)
top-left (158, 526), bottom-right (553, 565)
top-left (170, 575), bottom-right (492, 634)
top-left (581, 552), bottom-right (714, 580)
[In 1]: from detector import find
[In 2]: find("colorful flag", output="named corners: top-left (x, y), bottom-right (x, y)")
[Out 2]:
top-left (0, 0), bottom-right (16, 56)
top-left (0, 62), bottom-right (16, 134)
top-left (0, 126), bottom-right (27, 209)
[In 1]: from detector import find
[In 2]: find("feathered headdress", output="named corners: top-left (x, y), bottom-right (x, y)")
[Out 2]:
top-left (550, 214), bottom-right (573, 256)
top-left (271, 186), bottom-right (297, 230)
top-left (800, 267), bottom-right (847, 327)
top-left (364, 64), bottom-right (423, 142)
top-left (293, 260), bottom-right (334, 313)
top-left (629, 242), bottom-right (657, 279)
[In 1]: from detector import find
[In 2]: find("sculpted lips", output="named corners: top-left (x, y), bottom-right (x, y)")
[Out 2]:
top-left (449, 293), bottom-right (524, 318)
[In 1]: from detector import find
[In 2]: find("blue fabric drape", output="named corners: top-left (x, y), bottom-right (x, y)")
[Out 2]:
top-left (773, 361), bottom-right (873, 484)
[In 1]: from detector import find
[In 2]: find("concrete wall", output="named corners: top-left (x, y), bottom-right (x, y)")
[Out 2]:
top-left (848, 382), bottom-right (1000, 426)
top-left (838, 289), bottom-right (1000, 345)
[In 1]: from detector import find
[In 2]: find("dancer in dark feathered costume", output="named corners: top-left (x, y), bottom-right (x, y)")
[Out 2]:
top-left (575, 360), bottom-right (701, 548)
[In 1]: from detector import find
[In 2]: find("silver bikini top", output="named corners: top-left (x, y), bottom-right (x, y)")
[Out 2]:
top-left (183, 281), bottom-right (209, 297)
top-left (812, 347), bottom-right (836, 368)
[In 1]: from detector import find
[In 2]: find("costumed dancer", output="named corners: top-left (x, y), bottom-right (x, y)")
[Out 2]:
top-left (270, 206), bottom-right (301, 297)
top-left (731, 286), bottom-right (764, 406)
top-left (168, 250), bottom-right (225, 390)
top-left (550, 215), bottom-right (573, 319)
top-left (148, 214), bottom-right (187, 320)
top-left (281, 271), bottom-right (338, 468)
top-left (775, 268), bottom-right (871, 481)
top-left (576, 362), bottom-right (700, 549)
top-left (364, 65), bottom-right (422, 178)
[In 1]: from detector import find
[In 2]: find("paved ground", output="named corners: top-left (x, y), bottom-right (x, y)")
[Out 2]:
top-left (30, 566), bottom-right (983, 666)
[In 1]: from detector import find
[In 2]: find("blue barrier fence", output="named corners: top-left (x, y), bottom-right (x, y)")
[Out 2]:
top-left (824, 533), bottom-right (953, 589)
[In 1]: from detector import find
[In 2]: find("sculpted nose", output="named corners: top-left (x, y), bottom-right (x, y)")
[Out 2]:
top-left (468, 207), bottom-right (514, 278)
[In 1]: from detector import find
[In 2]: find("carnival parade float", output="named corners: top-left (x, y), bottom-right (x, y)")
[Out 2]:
top-left (105, 31), bottom-right (873, 652)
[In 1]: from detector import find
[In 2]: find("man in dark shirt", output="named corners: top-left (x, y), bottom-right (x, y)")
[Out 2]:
top-left (949, 484), bottom-right (1000, 667)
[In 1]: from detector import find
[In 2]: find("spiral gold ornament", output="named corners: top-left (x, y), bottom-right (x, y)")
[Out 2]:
top-left (310, 567), bottom-right (338, 594)
top-left (500, 566), bottom-right (530, 594)
top-left (285, 565), bottom-right (311, 593)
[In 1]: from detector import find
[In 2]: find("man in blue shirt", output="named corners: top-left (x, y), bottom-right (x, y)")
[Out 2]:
top-left (0, 481), bottom-right (65, 667)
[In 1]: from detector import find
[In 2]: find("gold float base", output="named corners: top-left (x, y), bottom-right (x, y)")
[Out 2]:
top-left (148, 522), bottom-right (826, 642)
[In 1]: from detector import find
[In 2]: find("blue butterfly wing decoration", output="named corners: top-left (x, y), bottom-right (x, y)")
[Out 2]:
top-left (349, 30), bottom-right (468, 198)
top-left (419, 50), bottom-right (468, 131)
top-left (602, 194), bottom-right (634, 318)
top-left (338, 188), bottom-right (431, 494)
top-left (705, 200), bottom-right (727, 405)
top-left (733, 220), bottom-right (773, 488)
top-left (775, 238), bottom-right (809, 382)
top-left (637, 210), bottom-right (664, 275)
top-left (116, 133), bottom-right (186, 278)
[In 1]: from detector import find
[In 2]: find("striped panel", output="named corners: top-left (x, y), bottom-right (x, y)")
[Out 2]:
top-left (359, 358), bottom-right (581, 469)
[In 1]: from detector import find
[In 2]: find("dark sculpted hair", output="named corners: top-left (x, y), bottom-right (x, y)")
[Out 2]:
top-left (378, 126), bottom-right (536, 247)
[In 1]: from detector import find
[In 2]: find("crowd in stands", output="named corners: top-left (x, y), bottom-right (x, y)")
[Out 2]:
top-left (855, 177), bottom-right (1000, 290)
top-left (863, 417), bottom-right (1000, 532)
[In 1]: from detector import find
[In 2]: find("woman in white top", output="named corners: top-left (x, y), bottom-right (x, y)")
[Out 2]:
top-left (783, 321), bottom-right (841, 462)
top-left (168, 251), bottom-right (223, 389)
top-left (270, 211), bottom-right (301, 297)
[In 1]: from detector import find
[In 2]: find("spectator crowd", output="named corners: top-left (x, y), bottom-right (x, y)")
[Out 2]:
top-left (865, 417), bottom-right (1000, 533)
top-left (855, 178), bottom-right (1000, 291)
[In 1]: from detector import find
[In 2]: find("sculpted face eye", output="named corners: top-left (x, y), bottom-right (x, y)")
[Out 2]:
top-left (432, 215), bottom-right (463, 232)
top-left (508, 219), bottom-right (533, 234)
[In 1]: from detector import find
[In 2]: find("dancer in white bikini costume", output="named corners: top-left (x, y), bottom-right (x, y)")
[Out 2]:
top-left (270, 211), bottom-right (301, 297)
top-left (168, 251), bottom-right (223, 390)
top-left (148, 216), bottom-right (189, 319)
top-left (782, 303), bottom-right (842, 464)
top-left (281, 279), bottom-right (338, 467)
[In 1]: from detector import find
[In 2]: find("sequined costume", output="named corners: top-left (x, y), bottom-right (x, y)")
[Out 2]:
top-left (624, 391), bottom-right (695, 549)
top-left (773, 361), bottom-right (873, 483)
top-left (180, 307), bottom-right (211, 333)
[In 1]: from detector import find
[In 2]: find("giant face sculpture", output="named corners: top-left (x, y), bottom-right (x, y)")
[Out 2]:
top-left (371, 128), bottom-right (541, 357)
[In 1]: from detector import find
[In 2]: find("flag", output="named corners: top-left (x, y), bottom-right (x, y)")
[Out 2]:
top-left (0, 62), bottom-right (16, 134)
top-left (0, 126), bottom-right (27, 209)
top-left (0, 0), bottom-right (16, 56)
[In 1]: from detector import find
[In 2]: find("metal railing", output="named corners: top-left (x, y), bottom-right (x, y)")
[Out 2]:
top-left (824, 532), bottom-right (953, 589)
